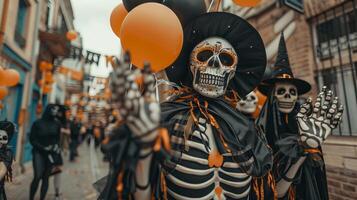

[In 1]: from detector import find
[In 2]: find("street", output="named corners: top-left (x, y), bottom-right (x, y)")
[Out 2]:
top-left (5, 143), bottom-right (108, 200)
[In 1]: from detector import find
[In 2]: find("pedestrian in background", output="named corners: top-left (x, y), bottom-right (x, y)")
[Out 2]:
top-left (69, 117), bottom-right (81, 162)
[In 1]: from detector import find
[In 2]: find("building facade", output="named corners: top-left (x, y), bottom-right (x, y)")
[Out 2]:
top-left (225, 0), bottom-right (357, 199)
top-left (0, 0), bottom-right (80, 173)
top-left (0, 0), bottom-right (42, 168)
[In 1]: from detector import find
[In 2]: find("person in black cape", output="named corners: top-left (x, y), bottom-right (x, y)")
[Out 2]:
top-left (254, 33), bottom-right (344, 200)
top-left (29, 104), bottom-right (62, 200)
top-left (0, 121), bottom-right (15, 200)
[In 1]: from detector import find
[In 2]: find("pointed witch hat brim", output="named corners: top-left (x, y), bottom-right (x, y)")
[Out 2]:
top-left (258, 77), bottom-right (312, 96)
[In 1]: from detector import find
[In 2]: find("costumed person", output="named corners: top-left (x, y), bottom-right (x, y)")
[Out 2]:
top-left (0, 121), bottom-right (15, 200)
top-left (69, 117), bottom-right (81, 162)
top-left (255, 33), bottom-right (344, 200)
top-left (100, 11), bottom-right (273, 200)
top-left (236, 91), bottom-right (259, 118)
top-left (29, 104), bottom-right (62, 200)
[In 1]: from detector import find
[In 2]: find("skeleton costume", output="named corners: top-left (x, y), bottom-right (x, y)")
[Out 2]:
top-left (254, 33), bottom-right (343, 200)
top-left (236, 91), bottom-right (258, 117)
top-left (0, 121), bottom-right (14, 200)
top-left (100, 12), bottom-right (273, 200)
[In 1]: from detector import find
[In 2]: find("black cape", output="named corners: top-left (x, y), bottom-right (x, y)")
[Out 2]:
top-left (99, 94), bottom-right (273, 199)
top-left (254, 94), bottom-right (329, 200)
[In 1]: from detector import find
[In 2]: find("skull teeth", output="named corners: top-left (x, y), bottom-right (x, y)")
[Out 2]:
top-left (278, 101), bottom-right (294, 108)
top-left (198, 73), bottom-right (225, 87)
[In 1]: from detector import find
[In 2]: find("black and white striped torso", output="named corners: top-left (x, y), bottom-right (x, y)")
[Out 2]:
top-left (163, 118), bottom-right (252, 200)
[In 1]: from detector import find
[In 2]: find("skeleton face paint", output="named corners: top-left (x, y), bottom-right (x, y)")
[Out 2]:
top-left (0, 130), bottom-right (8, 146)
top-left (190, 37), bottom-right (238, 98)
top-left (274, 82), bottom-right (298, 113)
top-left (237, 91), bottom-right (258, 114)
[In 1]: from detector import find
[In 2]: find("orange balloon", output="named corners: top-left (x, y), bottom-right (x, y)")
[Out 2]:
top-left (43, 85), bottom-right (52, 94)
top-left (38, 79), bottom-right (45, 87)
top-left (36, 103), bottom-right (43, 115)
top-left (44, 72), bottom-right (53, 82)
top-left (233, 0), bottom-right (261, 7)
top-left (0, 87), bottom-right (8, 100)
top-left (110, 4), bottom-right (128, 38)
top-left (66, 30), bottom-right (78, 41)
top-left (120, 3), bottom-right (183, 72)
top-left (39, 61), bottom-right (53, 72)
top-left (2, 69), bottom-right (20, 87)
top-left (0, 67), bottom-right (5, 85)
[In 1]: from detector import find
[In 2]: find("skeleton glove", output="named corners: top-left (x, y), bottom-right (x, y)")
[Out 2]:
top-left (110, 53), bottom-right (160, 145)
top-left (297, 86), bottom-right (344, 148)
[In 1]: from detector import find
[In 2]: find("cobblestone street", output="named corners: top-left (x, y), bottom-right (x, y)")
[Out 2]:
top-left (5, 143), bottom-right (108, 200)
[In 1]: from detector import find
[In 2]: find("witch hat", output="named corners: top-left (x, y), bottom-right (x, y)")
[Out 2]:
top-left (258, 33), bottom-right (311, 95)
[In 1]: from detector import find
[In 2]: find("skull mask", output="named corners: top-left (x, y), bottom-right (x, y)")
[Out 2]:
top-left (237, 91), bottom-right (258, 114)
top-left (0, 130), bottom-right (8, 146)
top-left (274, 82), bottom-right (297, 113)
top-left (51, 105), bottom-right (59, 118)
top-left (190, 37), bottom-right (238, 98)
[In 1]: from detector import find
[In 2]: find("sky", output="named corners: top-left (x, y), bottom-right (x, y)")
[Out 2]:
top-left (71, 0), bottom-right (122, 77)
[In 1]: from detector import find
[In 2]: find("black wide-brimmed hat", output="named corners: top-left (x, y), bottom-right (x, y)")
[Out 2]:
top-left (165, 12), bottom-right (267, 98)
top-left (258, 33), bottom-right (311, 96)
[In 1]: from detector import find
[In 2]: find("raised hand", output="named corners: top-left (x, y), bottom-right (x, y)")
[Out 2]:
top-left (297, 86), bottom-right (343, 148)
top-left (110, 53), bottom-right (160, 143)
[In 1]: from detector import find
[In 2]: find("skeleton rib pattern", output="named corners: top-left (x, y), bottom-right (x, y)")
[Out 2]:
top-left (164, 124), bottom-right (252, 200)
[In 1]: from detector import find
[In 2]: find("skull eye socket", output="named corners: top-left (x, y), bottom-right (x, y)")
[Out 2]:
top-left (3, 136), bottom-right (7, 140)
top-left (197, 50), bottom-right (213, 62)
top-left (219, 52), bottom-right (234, 66)
top-left (290, 88), bottom-right (297, 96)
top-left (250, 95), bottom-right (256, 100)
top-left (277, 88), bottom-right (286, 95)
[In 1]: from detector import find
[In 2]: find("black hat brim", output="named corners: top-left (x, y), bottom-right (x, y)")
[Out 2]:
top-left (165, 12), bottom-right (267, 98)
top-left (258, 78), bottom-right (311, 96)
top-left (0, 121), bottom-right (15, 142)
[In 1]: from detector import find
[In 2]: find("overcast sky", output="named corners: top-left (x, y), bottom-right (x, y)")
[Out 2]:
top-left (71, 0), bottom-right (122, 77)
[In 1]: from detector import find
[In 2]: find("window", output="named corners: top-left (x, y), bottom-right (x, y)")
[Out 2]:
top-left (57, 11), bottom-right (68, 33)
top-left (45, 0), bottom-right (54, 30)
top-left (315, 9), bottom-right (357, 59)
top-left (312, 0), bottom-right (357, 136)
top-left (15, 0), bottom-right (30, 48)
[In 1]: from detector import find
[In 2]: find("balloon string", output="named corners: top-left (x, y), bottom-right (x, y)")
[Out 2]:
top-left (154, 74), bottom-right (160, 102)
top-left (207, 0), bottom-right (215, 12)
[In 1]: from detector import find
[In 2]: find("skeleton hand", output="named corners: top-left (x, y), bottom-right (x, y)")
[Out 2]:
top-left (297, 86), bottom-right (343, 148)
top-left (110, 54), bottom-right (160, 144)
